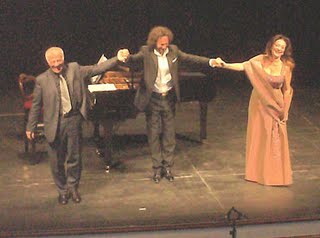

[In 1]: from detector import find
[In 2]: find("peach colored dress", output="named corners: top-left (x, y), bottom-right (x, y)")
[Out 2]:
top-left (243, 55), bottom-right (293, 186)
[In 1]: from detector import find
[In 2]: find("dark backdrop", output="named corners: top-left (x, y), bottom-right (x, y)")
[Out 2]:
top-left (0, 0), bottom-right (319, 92)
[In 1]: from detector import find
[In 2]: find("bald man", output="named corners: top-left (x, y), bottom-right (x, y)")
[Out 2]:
top-left (26, 47), bottom-right (128, 205)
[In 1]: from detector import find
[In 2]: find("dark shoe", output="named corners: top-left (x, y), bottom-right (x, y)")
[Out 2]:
top-left (163, 168), bottom-right (174, 182)
top-left (70, 189), bottom-right (81, 203)
top-left (58, 194), bottom-right (69, 205)
top-left (153, 170), bottom-right (162, 184)
top-left (105, 164), bottom-right (111, 173)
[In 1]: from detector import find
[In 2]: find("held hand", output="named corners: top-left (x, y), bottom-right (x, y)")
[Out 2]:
top-left (26, 131), bottom-right (35, 140)
top-left (279, 120), bottom-right (286, 125)
top-left (214, 57), bottom-right (226, 68)
top-left (280, 115), bottom-right (288, 125)
top-left (278, 115), bottom-right (287, 125)
top-left (117, 49), bottom-right (130, 62)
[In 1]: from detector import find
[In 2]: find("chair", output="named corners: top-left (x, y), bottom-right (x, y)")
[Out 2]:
top-left (18, 73), bottom-right (45, 162)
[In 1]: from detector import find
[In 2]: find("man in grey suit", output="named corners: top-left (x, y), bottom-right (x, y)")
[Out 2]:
top-left (120, 26), bottom-right (218, 183)
top-left (26, 47), bottom-right (126, 205)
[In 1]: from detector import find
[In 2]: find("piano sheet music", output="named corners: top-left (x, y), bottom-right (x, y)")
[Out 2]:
top-left (90, 54), bottom-right (108, 84)
top-left (88, 84), bottom-right (117, 92)
top-left (89, 54), bottom-right (117, 92)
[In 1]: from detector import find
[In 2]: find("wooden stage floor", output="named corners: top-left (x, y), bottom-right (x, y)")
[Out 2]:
top-left (0, 78), bottom-right (319, 237)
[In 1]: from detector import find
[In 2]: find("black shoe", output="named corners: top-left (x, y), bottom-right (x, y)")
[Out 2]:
top-left (70, 189), bottom-right (81, 203)
top-left (58, 194), bottom-right (69, 205)
top-left (153, 170), bottom-right (162, 184)
top-left (163, 168), bottom-right (174, 182)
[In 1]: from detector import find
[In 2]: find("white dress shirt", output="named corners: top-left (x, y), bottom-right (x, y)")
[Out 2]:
top-left (152, 48), bottom-right (216, 94)
top-left (153, 48), bottom-right (173, 94)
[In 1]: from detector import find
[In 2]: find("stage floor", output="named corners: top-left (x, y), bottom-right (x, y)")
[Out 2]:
top-left (0, 78), bottom-right (319, 237)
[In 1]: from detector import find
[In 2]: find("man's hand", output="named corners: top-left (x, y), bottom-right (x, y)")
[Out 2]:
top-left (117, 49), bottom-right (130, 62)
top-left (26, 130), bottom-right (35, 140)
top-left (213, 57), bottom-right (226, 67)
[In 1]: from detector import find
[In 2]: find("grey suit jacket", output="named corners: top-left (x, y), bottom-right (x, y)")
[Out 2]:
top-left (127, 45), bottom-right (211, 111)
top-left (27, 57), bottom-right (118, 143)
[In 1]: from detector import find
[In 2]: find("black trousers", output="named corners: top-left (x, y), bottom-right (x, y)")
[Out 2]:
top-left (145, 91), bottom-right (176, 171)
top-left (48, 113), bottom-right (82, 195)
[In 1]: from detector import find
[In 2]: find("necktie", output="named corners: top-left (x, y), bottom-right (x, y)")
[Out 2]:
top-left (59, 74), bottom-right (72, 114)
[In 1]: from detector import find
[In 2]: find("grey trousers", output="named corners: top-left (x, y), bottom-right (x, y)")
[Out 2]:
top-left (48, 114), bottom-right (82, 195)
top-left (145, 91), bottom-right (176, 170)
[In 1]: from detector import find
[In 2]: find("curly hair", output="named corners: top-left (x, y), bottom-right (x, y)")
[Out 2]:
top-left (146, 26), bottom-right (174, 48)
top-left (265, 34), bottom-right (295, 69)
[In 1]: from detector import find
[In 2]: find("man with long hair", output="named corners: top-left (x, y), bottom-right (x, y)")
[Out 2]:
top-left (121, 26), bottom-right (218, 183)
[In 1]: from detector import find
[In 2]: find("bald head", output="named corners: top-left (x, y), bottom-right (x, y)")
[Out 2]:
top-left (45, 47), bottom-right (65, 73)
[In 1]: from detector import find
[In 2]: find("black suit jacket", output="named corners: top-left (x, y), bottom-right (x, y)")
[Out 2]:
top-left (27, 57), bottom-right (118, 143)
top-left (127, 45), bottom-right (211, 111)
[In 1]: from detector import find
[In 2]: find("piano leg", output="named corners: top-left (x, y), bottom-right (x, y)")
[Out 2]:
top-left (199, 101), bottom-right (208, 142)
top-left (99, 119), bottom-right (113, 172)
top-left (93, 121), bottom-right (101, 143)
top-left (99, 119), bottom-right (124, 173)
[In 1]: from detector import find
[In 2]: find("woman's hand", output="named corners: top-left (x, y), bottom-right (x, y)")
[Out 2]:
top-left (215, 57), bottom-right (226, 67)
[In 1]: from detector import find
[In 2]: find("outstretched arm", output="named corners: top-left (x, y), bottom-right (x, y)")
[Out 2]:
top-left (80, 49), bottom-right (131, 78)
top-left (216, 58), bottom-right (245, 71)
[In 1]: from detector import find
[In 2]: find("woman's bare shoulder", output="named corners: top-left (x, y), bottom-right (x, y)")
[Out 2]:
top-left (250, 54), bottom-right (265, 62)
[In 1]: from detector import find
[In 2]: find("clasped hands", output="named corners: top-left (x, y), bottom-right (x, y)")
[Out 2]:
top-left (117, 49), bottom-right (130, 62)
top-left (211, 57), bottom-right (226, 67)
top-left (117, 49), bottom-right (227, 68)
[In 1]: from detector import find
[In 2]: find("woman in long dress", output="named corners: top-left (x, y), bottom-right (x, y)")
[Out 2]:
top-left (217, 34), bottom-right (295, 186)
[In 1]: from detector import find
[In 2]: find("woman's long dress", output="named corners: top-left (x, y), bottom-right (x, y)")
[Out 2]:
top-left (243, 55), bottom-right (293, 186)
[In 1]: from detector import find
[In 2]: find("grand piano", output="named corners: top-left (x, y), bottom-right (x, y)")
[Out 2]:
top-left (88, 68), bottom-right (217, 171)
